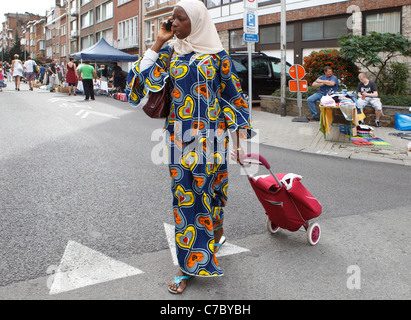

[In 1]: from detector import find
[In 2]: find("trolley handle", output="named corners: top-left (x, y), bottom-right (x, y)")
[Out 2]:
top-left (241, 153), bottom-right (283, 188)
top-left (242, 153), bottom-right (271, 169)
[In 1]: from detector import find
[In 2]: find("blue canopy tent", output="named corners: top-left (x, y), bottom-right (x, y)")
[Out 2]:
top-left (70, 38), bottom-right (138, 62)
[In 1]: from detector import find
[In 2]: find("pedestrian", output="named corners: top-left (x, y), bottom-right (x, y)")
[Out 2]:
top-left (77, 61), bottom-right (97, 100)
top-left (0, 64), bottom-right (5, 92)
top-left (66, 57), bottom-right (77, 96)
top-left (11, 54), bottom-right (24, 91)
top-left (39, 65), bottom-right (46, 84)
top-left (356, 73), bottom-right (383, 127)
top-left (98, 64), bottom-right (109, 82)
top-left (48, 59), bottom-right (58, 92)
top-left (111, 63), bottom-right (125, 92)
top-left (5, 62), bottom-right (12, 82)
top-left (127, 0), bottom-right (254, 294)
top-left (23, 56), bottom-right (37, 91)
top-left (307, 66), bottom-right (339, 121)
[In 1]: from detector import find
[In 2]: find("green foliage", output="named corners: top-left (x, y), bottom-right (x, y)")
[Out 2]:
top-left (379, 94), bottom-right (411, 107)
top-left (379, 62), bottom-right (409, 96)
top-left (338, 32), bottom-right (411, 85)
top-left (303, 49), bottom-right (359, 89)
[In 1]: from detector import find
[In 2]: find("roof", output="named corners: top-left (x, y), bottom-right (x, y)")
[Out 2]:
top-left (70, 38), bottom-right (138, 62)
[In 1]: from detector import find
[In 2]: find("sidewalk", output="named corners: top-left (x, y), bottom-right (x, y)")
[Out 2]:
top-left (251, 108), bottom-right (411, 166)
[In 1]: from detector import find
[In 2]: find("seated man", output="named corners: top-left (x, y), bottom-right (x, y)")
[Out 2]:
top-left (307, 66), bottom-right (338, 121)
top-left (356, 73), bottom-right (382, 127)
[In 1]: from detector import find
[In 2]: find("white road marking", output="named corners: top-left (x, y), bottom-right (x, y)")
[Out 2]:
top-left (163, 223), bottom-right (249, 266)
top-left (75, 109), bottom-right (120, 120)
top-left (48, 240), bottom-right (143, 295)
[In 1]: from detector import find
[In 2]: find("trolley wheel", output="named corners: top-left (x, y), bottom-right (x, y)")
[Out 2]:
top-left (306, 222), bottom-right (321, 245)
top-left (266, 216), bottom-right (280, 234)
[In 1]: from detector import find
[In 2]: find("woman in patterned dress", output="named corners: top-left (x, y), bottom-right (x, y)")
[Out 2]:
top-left (126, 0), bottom-right (254, 294)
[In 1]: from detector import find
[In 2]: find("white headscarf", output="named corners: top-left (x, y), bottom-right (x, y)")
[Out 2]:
top-left (170, 0), bottom-right (224, 56)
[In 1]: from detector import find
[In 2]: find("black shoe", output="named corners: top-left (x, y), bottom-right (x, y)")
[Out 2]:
top-left (375, 120), bottom-right (381, 127)
top-left (84, 98), bottom-right (89, 101)
top-left (309, 116), bottom-right (320, 121)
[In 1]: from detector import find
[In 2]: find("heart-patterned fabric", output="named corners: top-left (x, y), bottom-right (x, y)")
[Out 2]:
top-left (126, 46), bottom-right (255, 277)
top-left (167, 136), bottom-right (229, 277)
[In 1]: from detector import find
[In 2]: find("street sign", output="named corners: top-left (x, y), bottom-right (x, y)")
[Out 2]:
top-left (244, 33), bottom-right (259, 42)
top-left (244, 0), bottom-right (258, 9)
top-left (289, 80), bottom-right (308, 92)
top-left (289, 64), bottom-right (306, 80)
top-left (289, 63), bottom-right (309, 122)
top-left (244, 9), bottom-right (258, 34)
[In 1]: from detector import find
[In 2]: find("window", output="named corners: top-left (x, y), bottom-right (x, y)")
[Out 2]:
top-left (61, 24), bottom-right (66, 36)
top-left (229, 29), bottom-right (245, 50)
top-left (96, 28), bottom-right (113, 45)
top-left (205, 0), bottom-right (242, 8)
top-left (61, 44), bottom-right (66, 57)
top-left (271, 60), bottom-right (290, 76)
top-left (302, 17), bottom-right (347, 41)
top-left (206, 0), bottom-right (221, 8)
top-left (260, 24), bottom-right (294, 44)
top-left (118, 16), bottom-right (139, 48)
top-left (365, 11), bottom-right (401, 34)
top-left (81, 35), bottom-right (94, 50)
top-left (39, 40), bottom-right (46, 51)
top-left (145, 0), bottom-right (155, 8)
top-left (118, 0), bottom-right (132, 5)
top-left (146, 20), bottom-right (155, 41)
top-left (81, 0), bottom-right (91, 5)
top-left (81, 10), bottom-right (94, 29)
top-left (96, 1), bottom-right (113, 23)
top-left (252, 59), bottom-right (270, 77)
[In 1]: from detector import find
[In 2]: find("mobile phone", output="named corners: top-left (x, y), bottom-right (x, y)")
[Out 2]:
top-left (165, 20), bottom-right (173, 31)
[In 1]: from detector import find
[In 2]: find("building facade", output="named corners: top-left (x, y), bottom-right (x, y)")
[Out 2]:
top-left (142, 0), bottom-right (177, 53)
top-left (2, 0), bottom-right (410, 78)
top-left (203, 0), bottom-right (411, 67)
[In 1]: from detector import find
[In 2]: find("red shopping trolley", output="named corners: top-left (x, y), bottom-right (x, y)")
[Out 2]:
top-left (240, 153), bottom-right (322, 245)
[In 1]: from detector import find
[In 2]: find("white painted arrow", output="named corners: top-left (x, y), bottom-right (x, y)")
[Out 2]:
top-left (163, 223), bottom-right (249, 266)
top-left (49, 240), bottom-right (143, 295)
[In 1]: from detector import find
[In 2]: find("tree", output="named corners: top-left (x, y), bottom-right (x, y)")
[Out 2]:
top-left (9, 30), bottom-right (22, 59)
top-left (338, 32), bottom-right (411, 86)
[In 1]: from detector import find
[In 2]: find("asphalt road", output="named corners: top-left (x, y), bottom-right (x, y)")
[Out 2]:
top-left (0, 84), bottom-right (410, 301)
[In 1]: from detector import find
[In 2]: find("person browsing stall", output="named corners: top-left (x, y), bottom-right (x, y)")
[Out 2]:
top-left (77, 61), bottom-right (97, 101)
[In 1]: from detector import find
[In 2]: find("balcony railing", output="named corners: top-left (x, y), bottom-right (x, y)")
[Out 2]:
top-left (117, 36), bottom-right (138, 49)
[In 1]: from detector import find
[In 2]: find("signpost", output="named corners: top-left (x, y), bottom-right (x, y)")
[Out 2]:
top-left (289, 64), bottom-right (309, 122)
top-left (243, 0), bottom-right (259, 119)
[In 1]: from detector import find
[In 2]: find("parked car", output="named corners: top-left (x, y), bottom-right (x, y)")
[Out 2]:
top-left (230, 52), bottom-right (292, 100)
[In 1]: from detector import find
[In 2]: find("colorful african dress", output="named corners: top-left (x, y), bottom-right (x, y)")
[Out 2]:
top-left (126, 45), bottom-right (254, 277)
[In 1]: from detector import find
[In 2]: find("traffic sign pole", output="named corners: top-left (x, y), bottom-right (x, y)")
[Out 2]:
top-left (289, 64), bottom-right (310, 123)
top-left (243, 0), bottom-right (259, 119)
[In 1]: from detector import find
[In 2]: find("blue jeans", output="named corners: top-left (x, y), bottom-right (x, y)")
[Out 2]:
top-left (307, 92), bottom-right (323, 118)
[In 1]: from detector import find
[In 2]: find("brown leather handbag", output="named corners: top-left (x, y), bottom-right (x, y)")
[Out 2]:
top-left (142, 49), bottom-right (174, 118)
